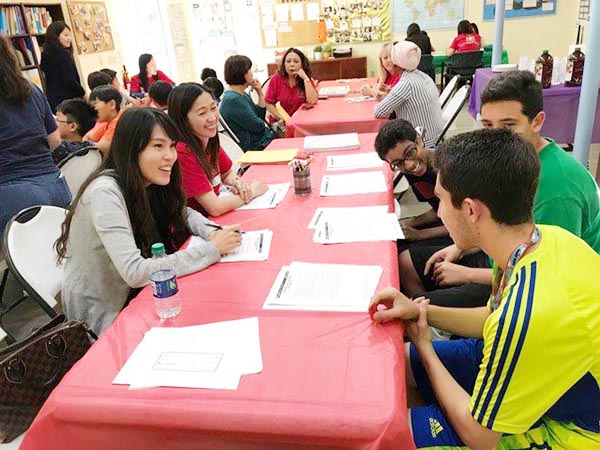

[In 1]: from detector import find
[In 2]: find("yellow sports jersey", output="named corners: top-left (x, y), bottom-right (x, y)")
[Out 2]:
top-left (470, 225), bottom-right (600, 447)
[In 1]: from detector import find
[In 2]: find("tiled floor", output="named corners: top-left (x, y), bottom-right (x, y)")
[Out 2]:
top-left (399, 104), bottom-right (600, 218)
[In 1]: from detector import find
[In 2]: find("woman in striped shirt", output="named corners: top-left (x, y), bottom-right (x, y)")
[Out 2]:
top-left (374, 41), bottom-right (443, 147)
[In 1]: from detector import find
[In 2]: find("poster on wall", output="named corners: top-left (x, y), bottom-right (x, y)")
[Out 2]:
top-left (393, 0), bottom-right (465, 33)
top-left (67, 1), bottom-right (114, 54)
top-left (321, 0), bottom-right (391, 44)
top-left (483, 0), bottom-right (556, 21)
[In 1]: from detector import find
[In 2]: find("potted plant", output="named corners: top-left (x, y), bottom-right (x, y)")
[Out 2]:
top-left (313, 45), bottom-right (323, 60)
top-left (322, 44), bottom-right (332, 59)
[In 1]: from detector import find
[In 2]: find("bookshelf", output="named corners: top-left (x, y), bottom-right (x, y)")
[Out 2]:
top-left (0, 3), bottom-right (65, 91)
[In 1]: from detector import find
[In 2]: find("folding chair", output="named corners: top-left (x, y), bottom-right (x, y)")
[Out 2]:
top-left (2, 206), bottom-right (67, 342)
top-left (58, 146), bottom-right (102, 197)
top-left (219, 132), bottom-right (248, 176)
top-left (218, 116), bottom-right (241, 145)
top-left (440, 50), bottom-right (483, 91)
top-left (417, 54), bottom-right (435, 82)
top-left (439, 74), bottom-right (460, 108)
top-left (436, 84), bottom-right (471, 145)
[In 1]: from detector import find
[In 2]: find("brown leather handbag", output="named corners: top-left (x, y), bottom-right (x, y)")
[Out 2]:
top-left (0, 315), bottom-right (92, 443)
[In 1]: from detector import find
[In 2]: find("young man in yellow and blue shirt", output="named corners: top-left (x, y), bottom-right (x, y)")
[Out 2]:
top-left (370, 128), bottom-right (600, 449)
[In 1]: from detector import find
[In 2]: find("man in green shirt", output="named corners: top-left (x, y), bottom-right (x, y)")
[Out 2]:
top-left (400, 70), bottom-right (600, 307)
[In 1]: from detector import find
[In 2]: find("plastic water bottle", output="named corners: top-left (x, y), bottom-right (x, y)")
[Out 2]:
top-left (149, 243), bottom-right (181, 319)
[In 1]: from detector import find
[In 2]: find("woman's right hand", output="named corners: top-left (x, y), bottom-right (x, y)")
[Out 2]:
top-left (250, 181), bottom-right (268, 199)
top-left (208, 226), bottom-right (243, 255)
top-left (361, 85), bottom-right (376, 97)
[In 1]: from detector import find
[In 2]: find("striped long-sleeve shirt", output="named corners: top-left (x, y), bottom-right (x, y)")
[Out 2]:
top-left (374, 70), bottom-right (443, 146)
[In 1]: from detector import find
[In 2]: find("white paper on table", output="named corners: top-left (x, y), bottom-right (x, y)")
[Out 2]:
top-left (237, 182), bottom-right (290, 210)
top-left (114, 317), bottom-right (262, 390)
top-left (304, 132), bottom-right (360, 151)
top-left (308, 205), bottom-right (389, 229)
top-left (220, 230), bottom-right (273, 262)
top-left (320, 171), bottom-right (387, 196)
top-left (326, 152), bottom-right (383, 171)
top-left (345, 96), bottom-right (375, 103)
top-left (306, 2), bottom-right (320, 21)
top-left (317, 85), bottom-right (350, 97)
top-left (290, 3), bottom-right (304, 20)
top-left (313, 213), bottom-right (404, 244)
top-left (263, 262), bottom-right (383, 312)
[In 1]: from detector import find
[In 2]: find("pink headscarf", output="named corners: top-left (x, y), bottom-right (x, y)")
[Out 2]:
top-left (391, 41), bottom-right (421, 71)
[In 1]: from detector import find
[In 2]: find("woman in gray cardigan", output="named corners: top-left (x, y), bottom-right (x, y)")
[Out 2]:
top-left (56, 108), bottom-right (241, 336)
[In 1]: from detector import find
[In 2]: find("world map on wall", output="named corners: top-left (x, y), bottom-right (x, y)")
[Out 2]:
top-left (393, 0), bottom-right (465, 33)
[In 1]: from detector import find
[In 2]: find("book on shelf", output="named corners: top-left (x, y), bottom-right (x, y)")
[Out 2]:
top-left (24, 7), bottom-right (53, 34)
top-left (22, 68), bottom-right (43, 89)
top-left (0, 6), bottom-right (27, 35)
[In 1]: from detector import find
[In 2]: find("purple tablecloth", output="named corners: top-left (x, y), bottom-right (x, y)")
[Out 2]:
top-left (468, 68), bottom-right (600, 144)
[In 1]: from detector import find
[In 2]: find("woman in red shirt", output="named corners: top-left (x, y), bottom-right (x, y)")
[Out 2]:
top-left (361, 43), bottom-right (400, 100)
top-left (130, 54), bottom-right (175, 94)
top-left (168, 83), bottom-right (267, 217)
top-left (446, 20), bottom-right (481, 56)
top-left (265, 48), bottom-right (318, 121)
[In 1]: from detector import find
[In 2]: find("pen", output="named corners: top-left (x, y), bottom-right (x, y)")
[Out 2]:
top-left (204, 223), bottom-right (245, 234)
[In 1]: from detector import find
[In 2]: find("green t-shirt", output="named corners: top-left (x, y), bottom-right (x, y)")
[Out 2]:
top-left (534, 140), bottom-right (600, 253)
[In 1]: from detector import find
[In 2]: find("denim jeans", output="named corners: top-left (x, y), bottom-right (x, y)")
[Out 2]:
top-left (0, 171), bottom-right (72, 235)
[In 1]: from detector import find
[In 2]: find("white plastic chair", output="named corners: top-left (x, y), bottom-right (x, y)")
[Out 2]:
top-left (3, 206), bottom-right (67, 319)
top-left (219, 132), bottom-right (247, 175)
top-left (437, 85), bottom-right (471, 145)
top-left (439, 74), bottom-right (460, 108)
top-left (58, 147), bottom-right (102, 197)
top-left (218, 116), bottom-right (241, 145)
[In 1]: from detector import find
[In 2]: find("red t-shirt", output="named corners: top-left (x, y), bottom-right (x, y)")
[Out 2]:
top-left (449, 33), bottom-right (481, 53)
top-left (384, 72), bottom-right (400, 88)
top-left (130, 70), bottom-right (174, 94)
top-left (176, 142), bottom-right (233, 214)
top-left (265, 72), bottom-right (315, 119)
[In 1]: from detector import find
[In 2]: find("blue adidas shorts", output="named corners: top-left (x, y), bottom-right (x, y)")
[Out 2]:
top-left (409, 338), bottom-right (484, 448)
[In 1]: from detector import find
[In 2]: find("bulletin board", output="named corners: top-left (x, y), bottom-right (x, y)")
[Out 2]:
top-left (322, 0), bottom-right (391, 44)
top-left (66, 1), bottom-right (115, 55)
top-left (483, 0), bottom-right (557, 21)
top-left (259, 0), bottom-right (322, 49)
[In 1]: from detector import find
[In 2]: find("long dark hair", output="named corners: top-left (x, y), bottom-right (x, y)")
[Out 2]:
top-left (168, 83), bottom-right (220, 181)
top-left (44, 21), bottom-right (73, 54)
top-left (278, 48), bottom-right (312, 95)
top-left (0, 35), bottom-right (33, 104)
top-left (137, 53), bottom-right (156, 93)
top-left (56, 108), bottom-right (189, 262)
top-left (406, 23), bottom-right (421, 37)
top-left (457, 20), bottom-right (473, 35)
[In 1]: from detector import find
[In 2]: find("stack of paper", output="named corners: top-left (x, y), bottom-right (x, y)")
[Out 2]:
top-left (308, 205), bottom-right (388, 229)
top-left (237, 182), bottom-right (290, 210)
top-left (313, 213), bottom-right (404, 244)
top-left (236, 148), bottom-right (298, 164)
top-left (320, 171), bottom-right (387, 196)
top-left (263, 262), bottom-right (383, 312)
top-left (304, 133), bottom-right (360, 152)
top-left (326, 152), bottom-right (383, 171)
top-left (318, 85), bottom-right (350, 97)
top-left (113, 317), bottom-right (262, 390)
top-left (190, 230), bottom-right (273, 262)
top-left (345, 96), bottom-right (375, 103)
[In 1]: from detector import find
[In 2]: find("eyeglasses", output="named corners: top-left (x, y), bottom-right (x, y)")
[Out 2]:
top-left (55, 119), bottom-right (72, 124)
top-left (389, 146), bottom-right (418, 172)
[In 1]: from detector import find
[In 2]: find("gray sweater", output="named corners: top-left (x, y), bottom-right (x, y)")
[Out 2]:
top-left (62, 175), bottom-right (221, 336)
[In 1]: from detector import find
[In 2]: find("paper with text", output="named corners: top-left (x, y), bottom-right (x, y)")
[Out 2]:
top-left (320, 171), bottom-right (387, 196)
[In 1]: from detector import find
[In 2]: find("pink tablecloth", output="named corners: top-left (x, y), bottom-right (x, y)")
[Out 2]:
top-left (468, 68), bottom-right (600, 144)
top-left (21, 133), bottom-right (415, 450)
top-left (286, 78), bottom-right (386, 138)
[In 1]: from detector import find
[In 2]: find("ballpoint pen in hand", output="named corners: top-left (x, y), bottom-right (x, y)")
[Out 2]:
top-left (204, 223), bottom-right (245, 234)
